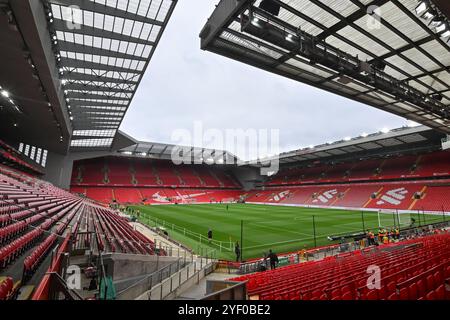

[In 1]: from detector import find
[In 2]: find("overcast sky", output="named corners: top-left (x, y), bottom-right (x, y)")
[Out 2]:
top-left (120, 0), bottom-right (413, 160)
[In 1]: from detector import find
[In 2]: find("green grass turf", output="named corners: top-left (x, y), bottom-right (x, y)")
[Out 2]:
top-left (130, 203), bottom-right (445, 261)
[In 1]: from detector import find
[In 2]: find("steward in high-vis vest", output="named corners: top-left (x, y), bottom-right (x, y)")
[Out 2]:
top-left (395, 228), bottom-right (400, 240)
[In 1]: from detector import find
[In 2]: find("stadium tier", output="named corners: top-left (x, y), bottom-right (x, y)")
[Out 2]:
top-left (71, 157), bottom-right (240, 189)
top-left (0, 164), bottom-right (160, 300)
top-left (265, 150), bottom-right (450, 186)
top-left (2, 0), bottom-right (450, 303)
top-left (231, 232), bottom-right (450, 300)
top-left (245, 181), bottom-right (450, 212)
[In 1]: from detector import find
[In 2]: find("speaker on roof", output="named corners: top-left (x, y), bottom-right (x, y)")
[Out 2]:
top-left (372, 59), bottom-right (386, 71)
top-left (259, 0), bottom-right (281, 16)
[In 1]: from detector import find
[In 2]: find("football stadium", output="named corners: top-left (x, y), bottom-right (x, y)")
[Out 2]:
top-left (0, 0), bottom-right (449, 304)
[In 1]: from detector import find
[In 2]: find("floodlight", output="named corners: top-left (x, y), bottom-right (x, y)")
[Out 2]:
top-left (381, 128), bottom-right (390, 134)
top-left (429, 17), bottom-right (444, 28)
top-left (441, 29), bottom-right (450, 38)
top-left (285, 33), bottom-right (295, 42)
top-left (415, 1), bottom-right (428, 16)
top-left (423, 11), bottom-right (435, 20)
top-left (1, 90), bottom-right (9, 98)
top-left (361, 132), bottom-right (368, 138)
top-left (344, 137), bottom-right (351, 141)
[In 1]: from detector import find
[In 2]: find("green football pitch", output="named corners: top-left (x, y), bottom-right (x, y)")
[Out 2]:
top-left (130, 203), bottom-right (445, 260)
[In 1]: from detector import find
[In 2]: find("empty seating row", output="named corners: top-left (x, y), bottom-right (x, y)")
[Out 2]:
top-left (23, 234), bottom-right (58, 277)
top-left (230, 233), bottom-right (450, 300)
top-left (245, 181), bottom-right (450, 212)
top-left (71, 157), bottom-right (241, 188)
top-left (0, 228), bottom-right (43, 268)
top-left (265, 150), bottom-right (449, 186)
top-left (0, 277), bottom-right (14, 300)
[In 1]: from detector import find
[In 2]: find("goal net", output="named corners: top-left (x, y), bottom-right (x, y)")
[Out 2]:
top-left (377, 209), bottom-right (413, 229)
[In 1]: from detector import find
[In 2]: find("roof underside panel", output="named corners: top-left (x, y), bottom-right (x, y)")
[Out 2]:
top-left (201, 0), bottom-right (450, 134)
top-left (44, 0), bottom-right (177, 148)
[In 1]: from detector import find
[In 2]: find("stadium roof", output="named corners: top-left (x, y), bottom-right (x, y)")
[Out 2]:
top-left (45, 0), bottom-right (178, 149)
top-left (200, 0), bottom-right (450, 134)
top-left (254, 125), bottom-right (446, 166)
top-left (118, 140), bottom-right (240, 164)
top-left (0, 0), bottom-right (177, 154)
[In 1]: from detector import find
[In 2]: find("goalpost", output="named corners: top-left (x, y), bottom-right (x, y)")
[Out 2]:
top-left (377, 209), bottom-right (414, 229)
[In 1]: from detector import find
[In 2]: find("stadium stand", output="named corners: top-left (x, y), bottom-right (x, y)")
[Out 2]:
top-left (265, 150), bottom-right (449, 186)
top-left (71, 157), bottom-right (242, 204)
top-left (0, 164), bottom-right (161, 300)
top-left (0, 140), bottom-right (43, 176)
top-left (231, 232), bottom-right (450, 300)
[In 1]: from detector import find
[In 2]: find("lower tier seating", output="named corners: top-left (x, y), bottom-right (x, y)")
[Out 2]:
top-left (0, 164), bottom-right (161, 300)
top-left (231, 233), bottom-right (450, 300)
top-left (245, 181), bottom-right (450, 212)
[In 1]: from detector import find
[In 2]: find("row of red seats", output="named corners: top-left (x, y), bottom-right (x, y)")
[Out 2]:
top-left (245, 181), bottom-right (450, 212)
top-left (71, 157), bottom-right (241, 188)
top-left (0, 277), bottom-right (14, 300)
top-left (231, 233), bottom-right (450, 300)
top-left (0, 220), bottom-right (28, 244)
top-left (0, 228), bottom-right (43, 268)
top-left (23, 234), bottom-right (57, 276)
top-left (266, 150), bottom-right (450, 186)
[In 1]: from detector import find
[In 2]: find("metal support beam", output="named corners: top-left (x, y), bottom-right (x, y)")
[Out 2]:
top-left (200, 0), bottom-right (252, 49)
top-left (51, 18), bottom-right (154, 46)
top-left (48, 0), bottom-right (164, 26)
top-left (58, 41), bottom-right (148, 62)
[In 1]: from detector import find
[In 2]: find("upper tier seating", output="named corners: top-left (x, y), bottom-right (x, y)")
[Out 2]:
top-left (265, 150), bottom-right (450, 186)
top-left (0, 140), bottom-right (43, 175)
top-left (231, 233), bottom-right (450, 300)
top-left (71, 157), bottom-right (241, 189)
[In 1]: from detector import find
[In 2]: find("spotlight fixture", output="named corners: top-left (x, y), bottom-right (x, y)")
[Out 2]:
top-left (415, 1), bottom-right (429, 16)
top-left (285, 33), bottom-right (295, 42)
top-left (429, 17), bottom-right (444, 28)
top-left (1, 90), bottom-right (9, 98)
top-left (251, 17), bottom-right (260, 27)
